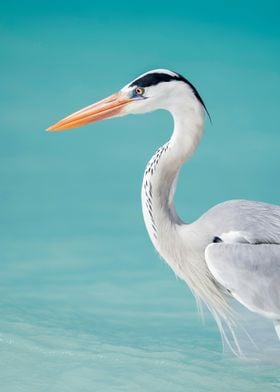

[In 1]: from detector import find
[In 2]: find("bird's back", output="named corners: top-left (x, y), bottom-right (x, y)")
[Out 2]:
top-left (193, 199), bottom-right (280, 245)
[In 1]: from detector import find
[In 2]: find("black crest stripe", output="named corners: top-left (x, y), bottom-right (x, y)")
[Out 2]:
top-left (176, 72), bottom-right (211, 122)
top-left (130, 73), bottom-right (177, 88)
top-left (129, 71), bottom-right (211, 121)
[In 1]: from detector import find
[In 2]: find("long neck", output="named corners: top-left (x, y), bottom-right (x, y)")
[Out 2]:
top-left (141, 103), bottom-right (204, 258)
top-left (141, 103), bottom-right (233, 324)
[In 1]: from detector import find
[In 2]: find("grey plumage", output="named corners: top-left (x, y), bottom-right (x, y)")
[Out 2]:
top-left (198, 199), bottom-right (280, 245)
top-left (136, 71), bottom-right (280, 350)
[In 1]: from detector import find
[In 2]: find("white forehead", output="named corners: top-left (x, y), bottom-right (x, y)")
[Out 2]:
top-left (122, 69), bottom-right (178, 90)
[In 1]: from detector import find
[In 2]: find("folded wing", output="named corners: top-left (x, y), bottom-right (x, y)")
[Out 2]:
top-left (205, 242), bottom-right (280, 323)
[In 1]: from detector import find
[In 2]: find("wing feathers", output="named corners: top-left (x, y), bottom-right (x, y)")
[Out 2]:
top-left (205, 243), bottom-right (280, 320)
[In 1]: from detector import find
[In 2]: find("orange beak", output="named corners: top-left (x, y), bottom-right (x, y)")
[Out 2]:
top-left (47, 92), bottom-right (132, 132)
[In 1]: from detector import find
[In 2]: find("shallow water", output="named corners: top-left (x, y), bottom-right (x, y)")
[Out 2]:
top-left (1, 1), bottom-right (280, 391)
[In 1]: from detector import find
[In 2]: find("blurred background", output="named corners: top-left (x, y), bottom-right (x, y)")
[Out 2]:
top-left (0, 1), bottom-right (280, 391)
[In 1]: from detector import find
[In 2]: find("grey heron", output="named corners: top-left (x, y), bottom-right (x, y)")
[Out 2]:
top-left (48, 69), bottom-right (280, 352)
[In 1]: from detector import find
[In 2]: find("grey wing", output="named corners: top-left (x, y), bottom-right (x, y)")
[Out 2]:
top-left (205, 242), bottom-right (280, 320)
top-left (198, 199), bottom-right (280, 245)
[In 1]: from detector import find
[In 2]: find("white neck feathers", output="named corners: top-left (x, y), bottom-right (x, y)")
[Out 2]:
top-left (141, 101), bottom-right (204, 253)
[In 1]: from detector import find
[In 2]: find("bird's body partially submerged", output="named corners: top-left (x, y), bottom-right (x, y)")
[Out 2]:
top-left (48, 68), bottom-right (280, 352)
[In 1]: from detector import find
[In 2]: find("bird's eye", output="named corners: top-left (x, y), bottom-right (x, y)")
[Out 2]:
top-left (134, 87), bottom-right (144, 96)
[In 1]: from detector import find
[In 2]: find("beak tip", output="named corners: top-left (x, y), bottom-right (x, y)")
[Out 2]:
top-left (46, 125), bottom-right (58, 132)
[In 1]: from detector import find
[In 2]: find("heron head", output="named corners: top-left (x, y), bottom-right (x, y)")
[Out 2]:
top-left (47, 69), bottom-right (209, 132)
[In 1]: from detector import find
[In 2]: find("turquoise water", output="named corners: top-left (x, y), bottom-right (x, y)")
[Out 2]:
top-left (1, 1), bottom-right (280, 390)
